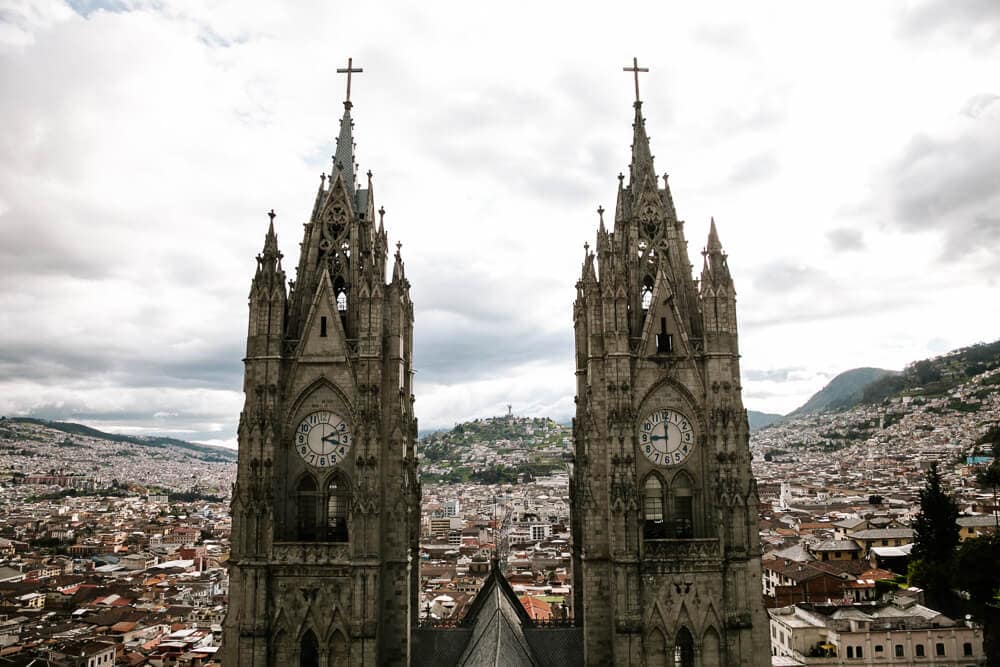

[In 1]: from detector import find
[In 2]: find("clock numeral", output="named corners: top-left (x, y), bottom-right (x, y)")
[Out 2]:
top-left (297, 434), bottom-right (306, 445)
top-left (318, 456), bottom-right (327, 467)
top-left (330, 455), bottom-right (338, 464)
top-left (337, 422), bottom-right (347, 432)
top-left (673, 451), bottom-right (682, 463)
top-left (298, 445), bottom-right (308, 455)
top-left (299, 423), bottom-right (310, 433)
top-left (306, 453), bottom-right (316, 463)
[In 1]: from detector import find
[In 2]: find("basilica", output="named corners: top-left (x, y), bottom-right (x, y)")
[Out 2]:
top-left (221, 59), bottom-right (769, 666)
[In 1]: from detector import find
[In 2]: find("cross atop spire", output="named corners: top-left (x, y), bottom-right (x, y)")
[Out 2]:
top-left (623, 57), bottom-right (648, 104)
top-left (337, 57), bottom-right (363, 108)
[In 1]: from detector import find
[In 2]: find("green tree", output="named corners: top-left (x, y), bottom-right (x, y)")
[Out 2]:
top-left (909, 464), bottom-right (960, 607)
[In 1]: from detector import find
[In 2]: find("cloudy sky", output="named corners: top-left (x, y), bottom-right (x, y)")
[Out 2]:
top-left (1, 1), bottom-right (998, 446)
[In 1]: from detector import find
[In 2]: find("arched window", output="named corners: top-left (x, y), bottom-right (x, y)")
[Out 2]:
top-left (331, 630), bottom-right (350, 663)
top-left (672, 473), bottom-right (694, 538)
top-left (299, 629), bottom-right (319, 667)
top-left (327, 475), bottom-right (349, 542)
top-left (336, 291), bottom-right (347, 312)
top-left (643, 475), bottom-right (666, 539)
top-left (296, 475), bottom-right (319, 541)
top-left (641, 275), bottom-right (654, 311)
top-left (673, 627), bottom-right (694, 667)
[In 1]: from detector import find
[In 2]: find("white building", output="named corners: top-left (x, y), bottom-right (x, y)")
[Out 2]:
top-left (768, 598), bottom-right (985, 665)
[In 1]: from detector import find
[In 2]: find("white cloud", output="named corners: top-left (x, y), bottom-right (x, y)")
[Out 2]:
top-left (1, 1), bottom-right (998, 438)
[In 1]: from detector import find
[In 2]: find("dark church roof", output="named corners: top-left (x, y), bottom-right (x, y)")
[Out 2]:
top-left (413, 563), bottom-right (581, 667)
top-left (456, 563), bottom-right (539, 666)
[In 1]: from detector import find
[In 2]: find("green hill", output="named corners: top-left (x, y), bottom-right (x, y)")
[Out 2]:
top-left (789, 367), bottom-right (898, 415)
top-left (748, 410), bottom-right (784, 430)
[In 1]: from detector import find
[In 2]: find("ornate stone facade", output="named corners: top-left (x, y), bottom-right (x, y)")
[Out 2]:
top-left (220, 93), bottom-right (419, 666)
top-left (570, 91), bottom-right (771, 666)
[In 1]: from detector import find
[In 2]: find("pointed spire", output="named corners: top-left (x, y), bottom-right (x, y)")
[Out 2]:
top-left (392, 240), bottom-right (405, 282)
top-left (629, 101), bottom-right (656, 186)
top-left (263, 209), bottom-right (280, 259)
top-left (332, 103), bottom-right (357, 197)
top-left (707, 217), bottom-right (722, 253)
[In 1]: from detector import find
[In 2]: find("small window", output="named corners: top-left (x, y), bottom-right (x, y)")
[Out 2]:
top-left (656, 317), bottom-right (673, 353)
top-left (847, 646), bottom-right (853, 659)
top-left (337, 291), bottom-right (347, 312)
top-left (895, 644), bottom-right (904, 657)
top-left (915, 644), bottom-right (925, 657)
top-left (875, 644), bottom-right (883, 653)
top-left (641, 287), bottom-right (653, 310)
top-left (936, 643), bottom-right (945, 656)
top-left (320, 316), bottom-right (328, 337)
top-left (963, 642), bottom-right (973, 656)
top-left (856, 646), bottom-right (863, 658)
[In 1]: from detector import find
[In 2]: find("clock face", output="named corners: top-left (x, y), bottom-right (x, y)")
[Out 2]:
top-left (295, 411), bottom-right (352, 468)
top-left (638, 408), bottom-right (696, 466)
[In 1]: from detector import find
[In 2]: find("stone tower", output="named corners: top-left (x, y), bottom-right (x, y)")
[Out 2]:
top-left (222, 72), bottom-right (420, 666)
top-left (570, 71), bottom-right (770, 666)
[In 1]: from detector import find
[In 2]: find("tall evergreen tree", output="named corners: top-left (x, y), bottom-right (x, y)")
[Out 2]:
top-left (912, 463), bottom-right (960, 564)
top-left (909, 463), bottom-right (960, 609)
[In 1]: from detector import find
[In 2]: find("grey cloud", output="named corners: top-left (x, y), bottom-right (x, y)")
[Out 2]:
top-left (887, 96), bottom-right (1000, 261)
top-left (0, 339), bottom-right (244, 391)
top-left (749, 260), bottom-right (825, 293)
top-left (826, 228), bottom-right (865, 252)
top-left (743, 368), bottom-right (806, 383)
top-left (727, 152), bottom-right (778, 187)
top-left (897, 0), bottom-right (1000, 48)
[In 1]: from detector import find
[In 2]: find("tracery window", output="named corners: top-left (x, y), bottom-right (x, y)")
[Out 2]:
top-left (327, 475), bottom-right (349, 542)
top-left (299, 629), bottom-right (319, 667)
top-left (643, 475), bottom-right (666, 539)
top-left (672, 472), bottom-right (694, 538)
top-left (296, 475), bottom-right (320, 541)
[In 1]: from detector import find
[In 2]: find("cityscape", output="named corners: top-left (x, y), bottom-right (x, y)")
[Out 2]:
top-left (0, 340), bottom-right (997, 664)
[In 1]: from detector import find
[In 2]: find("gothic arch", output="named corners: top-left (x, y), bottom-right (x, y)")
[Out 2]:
top-left (673, 626), bottom-right (695, 667)
top-left (270, 628), bottom-right (290, 666)
top-left (295, 473), bottom-right (321, 541)
top-left (283, 377), bottom-right (355, 434)
top-left (328, 628), bottom-right (349, 666)
top-left (645, 627), bottom-right (668, 667)
top-left (324, 471), bottom-right (351, 542)
top-left (642, 472), bottom-right (667, 539)
top-left (702, 626), bottom-right (722, 667)
top-left (669, 470), bottom-right (695, 538)
top-left (298, 628), bottom-right (320, 667)
top-left (635, 376), bottom-right (705, 428)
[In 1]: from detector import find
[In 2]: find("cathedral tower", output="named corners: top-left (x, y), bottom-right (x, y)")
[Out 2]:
top-left (222, 61), bottom-right (420, 666)
top-left (570, 62), bottom-right (770, 666)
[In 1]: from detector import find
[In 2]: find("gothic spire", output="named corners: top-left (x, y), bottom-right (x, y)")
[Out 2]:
top-left (707, 216), bottom-right (722, 254)
top-left (701, 217), bottom-right (731, 285)
top-left (629, 101), bottom-right (657, 187)
top-left (330, 57), bottom-right (363, 199)
top-left (331, 102), bottom-right (357, 198)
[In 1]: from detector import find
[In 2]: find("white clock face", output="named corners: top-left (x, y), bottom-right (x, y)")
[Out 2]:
top-left (295, 411), bottom-right (352, 468)
top-left (638, 408), bottom-right (696, 466)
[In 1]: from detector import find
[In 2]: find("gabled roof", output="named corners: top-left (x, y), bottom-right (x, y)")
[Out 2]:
top-left (456, 563), bottom-right (539, 666)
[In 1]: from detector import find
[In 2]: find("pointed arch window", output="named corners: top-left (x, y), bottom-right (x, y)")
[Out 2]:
top-left (672, 473), bottom-right (694, 538)
top-left (643, 475), bottom-right (666, 539)
top-left (673, 627), bottom-right (694, 667)
top-left (327, 475), bottom-right (349, 542)
top-left (641, 275), bottom-right (654, 312)
top-left (299, 629), bottom-right (319, 667)
top-left (296, 475), bottom-right (320, 541)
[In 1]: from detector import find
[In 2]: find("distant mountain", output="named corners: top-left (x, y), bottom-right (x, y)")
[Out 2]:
top-left (5, 417), bottom-right (237, 462)
top-left (789, 367), bottom-right (898, 416)
top-left (747, 410), bottom-right (783, 430)
top-left (859, 339), bottom-right (1000, 406)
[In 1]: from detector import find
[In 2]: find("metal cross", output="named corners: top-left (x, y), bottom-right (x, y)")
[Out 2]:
top-left (623, 57), bottom-right (649, 103)
top-left (337, 57), bottom-right (364, 104)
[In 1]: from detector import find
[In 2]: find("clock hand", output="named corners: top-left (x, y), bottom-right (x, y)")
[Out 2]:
top-left (650, 434), bottom-right (668, 441)
top-left (321, 433), bottom-right (341, 445)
